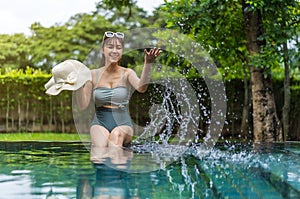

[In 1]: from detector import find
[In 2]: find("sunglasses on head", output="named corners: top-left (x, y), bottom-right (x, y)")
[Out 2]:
top-left (104, 31), bottom-right (125, 39)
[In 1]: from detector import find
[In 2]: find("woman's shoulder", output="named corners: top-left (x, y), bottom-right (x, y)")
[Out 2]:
top-left (121, 67), bottom-right (134, 74)
top-left (90, 68), bottom-right (105, 75)
top-left (90, 68), bottom-right (103, 81)
top-left (90, 68), bottom-right (103, 72)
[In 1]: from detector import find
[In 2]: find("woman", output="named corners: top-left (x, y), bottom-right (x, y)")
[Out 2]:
top-left (76, 31), bottom-right (161, 148)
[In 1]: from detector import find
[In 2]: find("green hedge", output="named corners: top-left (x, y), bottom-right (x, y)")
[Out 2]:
top-left (1, 68), bottom-right (300, 141)
top-left (0, 67), bottom-right (74, 133)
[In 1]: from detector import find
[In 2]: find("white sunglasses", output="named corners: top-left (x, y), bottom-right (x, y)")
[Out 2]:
top-left (104, 31), bottom-right (125, 39)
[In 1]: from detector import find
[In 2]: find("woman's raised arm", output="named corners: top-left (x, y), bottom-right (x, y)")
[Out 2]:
top-left (128, 48), bottom-right (162, 93)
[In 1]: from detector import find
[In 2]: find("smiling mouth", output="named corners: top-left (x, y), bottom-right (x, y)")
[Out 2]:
top-left (109, 53), bottom-right (119, 58)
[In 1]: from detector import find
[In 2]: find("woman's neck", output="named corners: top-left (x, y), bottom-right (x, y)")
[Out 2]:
top-left (104, 62), bottom-right (119, 71)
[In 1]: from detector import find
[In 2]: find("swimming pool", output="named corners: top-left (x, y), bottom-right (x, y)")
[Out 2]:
top-left (0, 141), bottom-right (299, 198)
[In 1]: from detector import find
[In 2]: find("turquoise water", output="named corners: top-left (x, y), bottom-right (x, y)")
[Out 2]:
top-left (0, 142), bottom-right (300, 198)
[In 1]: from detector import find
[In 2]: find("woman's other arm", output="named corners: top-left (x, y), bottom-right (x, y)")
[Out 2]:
top-left (128, 48), bottom-right (161, 93)
top-left (76, 80), bottom-right (93, 110)
top-left (76, 69), bottom-right (96, 109)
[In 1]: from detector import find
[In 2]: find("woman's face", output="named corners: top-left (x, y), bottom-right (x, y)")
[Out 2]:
top-left (102, 37), bottom-right (123, 64)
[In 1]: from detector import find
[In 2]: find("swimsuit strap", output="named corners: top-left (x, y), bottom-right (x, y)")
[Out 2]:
top-left (95, 69), bottom-right (102, 89)
top-left (121, 69), bottom-right (125, 85)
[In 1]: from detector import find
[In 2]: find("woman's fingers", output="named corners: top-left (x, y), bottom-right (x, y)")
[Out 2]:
top-left (154, 48), bottom-right (162, 57)
top-left (145, 48), bottom-right (161, 56)
top-left (144, 48), bottom-right (162, 63)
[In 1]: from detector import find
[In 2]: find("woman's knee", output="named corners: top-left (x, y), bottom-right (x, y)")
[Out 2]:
top-left (90, 125), bottom-right (110, 147)
top-left (111, 126), bottom-right (133, 138)
top-left (110, 129), bottom-right (123, 140)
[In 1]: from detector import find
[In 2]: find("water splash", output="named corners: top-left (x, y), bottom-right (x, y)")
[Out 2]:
top-left (133, 77), bottom-right (202, 146)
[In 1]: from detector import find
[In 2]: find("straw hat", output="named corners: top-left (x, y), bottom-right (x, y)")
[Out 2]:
top-left (45, 59), bottom-right (92, 95)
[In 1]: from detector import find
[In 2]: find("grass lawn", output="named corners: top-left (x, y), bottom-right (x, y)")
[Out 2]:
top-left (0, 133), bottom-right (91, 142)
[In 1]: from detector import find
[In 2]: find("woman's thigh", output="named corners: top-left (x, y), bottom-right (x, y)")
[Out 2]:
top-left (90, 125), bottom-right (110, 147)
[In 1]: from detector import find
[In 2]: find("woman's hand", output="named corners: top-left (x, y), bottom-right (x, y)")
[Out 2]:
top-left (144, 48), bottom-right (162, 64)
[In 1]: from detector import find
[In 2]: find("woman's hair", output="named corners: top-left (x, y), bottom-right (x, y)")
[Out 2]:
top-left (100, 36), bottom-right (124, 66)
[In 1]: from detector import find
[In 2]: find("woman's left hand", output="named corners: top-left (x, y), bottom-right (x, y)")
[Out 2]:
top-left (144, 48), bottom-right (162, 64)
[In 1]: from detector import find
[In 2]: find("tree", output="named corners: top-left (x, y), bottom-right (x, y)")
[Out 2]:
top-left (160, 0), bottom-right (299, 142)
top-left (241, 0), bottom-right (282, 142)
top-left (26, 2), bottom-right (152, 71)
top-left (0, 1), bottom-right (153, 72)
top-left (161, 0), bottom-right (252, 139)
top-left (0, 33), bottom-right (32, 71)
top-left (257, 0), bottom-right (300, 141)
top-left (29, 14), bottom-right (117, 71)
top-left (95, 1), bottom-right (149, 28)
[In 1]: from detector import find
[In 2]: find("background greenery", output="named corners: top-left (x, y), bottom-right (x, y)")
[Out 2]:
top-left (0, 0), bottom-right (299, 141)
top-left (1, 70), bottom-right (300, 140)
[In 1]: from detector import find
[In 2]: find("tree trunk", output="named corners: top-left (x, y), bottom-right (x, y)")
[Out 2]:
top-left (282, 41), bottom-right (290, 141)
top-left (40, 109), bottom-right (44, 132)
top-left (32, 106), bottom-right (36, 133)
top-left (240, 63), bottom-right (250, 138)
top-left (60, 101), bottom-right (65, 133)
top-left (242, 1), bottom-right (282, 142)
top-left (18, 100), bottom-right (21, 132)
top-left (26, 100), bottom-right (29, 131)
top-left (48, 98), bottom-right (53, 130)
top-left (6, 88), bottom-right (9, 131)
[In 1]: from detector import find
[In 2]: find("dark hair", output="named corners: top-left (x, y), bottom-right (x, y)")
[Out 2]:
top-left (100, 37), bottom-right (124, 66)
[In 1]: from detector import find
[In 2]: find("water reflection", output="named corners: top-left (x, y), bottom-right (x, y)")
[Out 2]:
top-left (77, 163), bottom-right (132, 199)
top-left (90, 146), bottom-right (133, 170)
top-left (78, 146), bottom-right (134, 198)
top-left (1, 142), bottom-right (300, 198)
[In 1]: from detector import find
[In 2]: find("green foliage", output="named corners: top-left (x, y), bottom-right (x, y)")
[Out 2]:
top-left (161, 0), bottom-right (247, 79)
top-left (102, 0), bottom-right (135, 11)
top-left (96, 2), bottom-right (149, 28)
top-left (1, 68), bottom-right (300, 139)
top-left (255, 0), bottom-right (300, 77)
top-left (29, 13), bottom-right (119, 71)
top-left (161, 0), bottom-right (300, 80)
top-left (0, 1), bottom-right (152, 72)
top-left (0, 0), bottom-right (298, 80)
top-left (0, 33), bottom-right (32, 70)
top-left (0, 69), bottom-right (74, 133)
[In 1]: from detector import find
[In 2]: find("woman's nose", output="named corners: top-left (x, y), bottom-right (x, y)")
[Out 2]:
top-left (112, 47), bottom-right (118, 52)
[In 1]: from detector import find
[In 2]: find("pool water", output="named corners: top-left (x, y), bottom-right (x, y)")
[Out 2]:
top-left (0, 142), bottom-right (300, 198)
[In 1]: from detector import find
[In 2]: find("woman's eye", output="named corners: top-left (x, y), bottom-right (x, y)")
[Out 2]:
top-left (106, 45), bottom-right (122, 50)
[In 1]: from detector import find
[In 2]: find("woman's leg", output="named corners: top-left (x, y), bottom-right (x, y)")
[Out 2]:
top-left (109, 126), bottom-right (133, 147)
top-left (107, 145), bottom-right (133, 169)
top-left (90, 145), bottom-right (109, 163)
top-left (90, 125), bottom-right (110, 147)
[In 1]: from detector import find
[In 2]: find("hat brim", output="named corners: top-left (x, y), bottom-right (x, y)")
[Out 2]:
top-left (45, 60), bottom-right (92, 96)
top-left (45, 83), bottom-right (83, 95)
